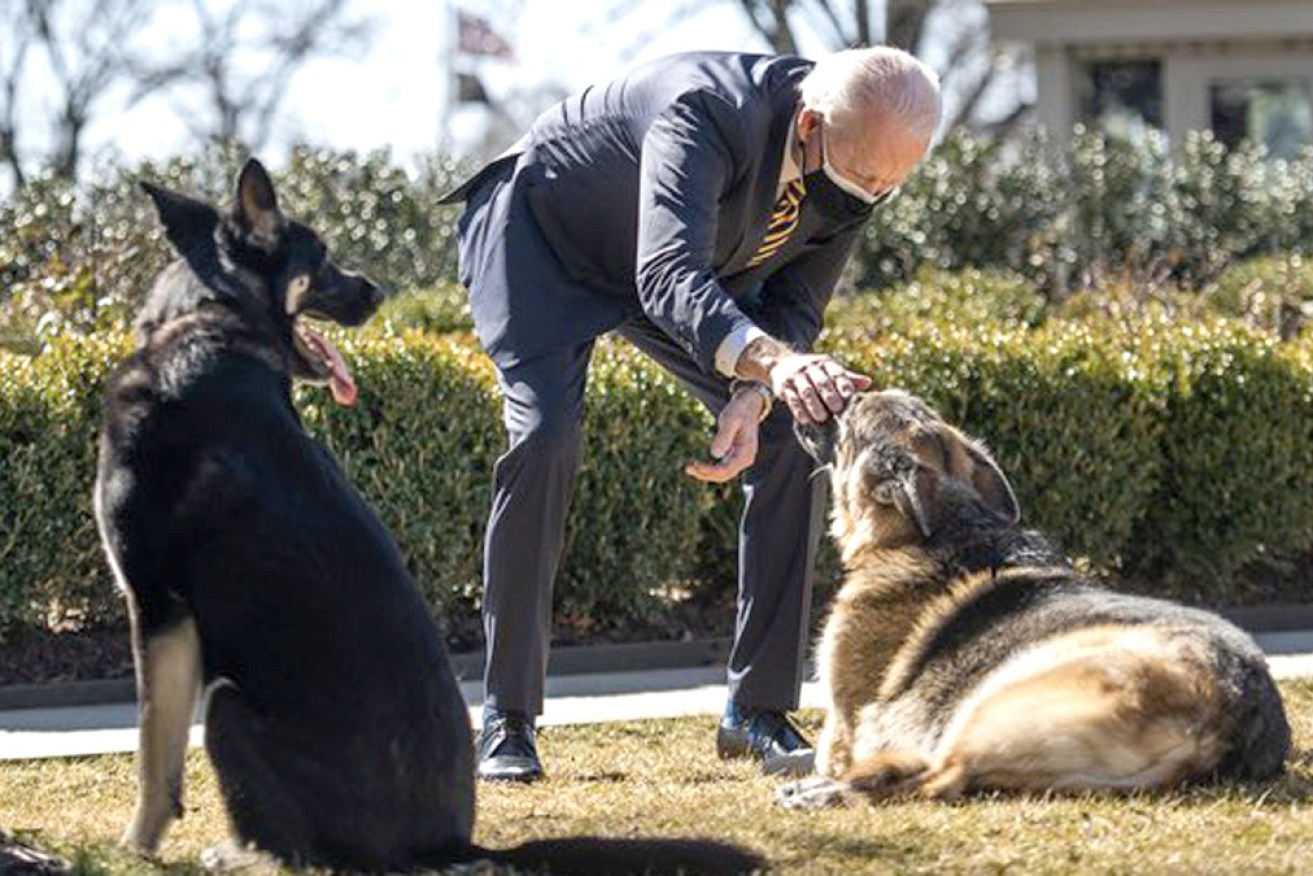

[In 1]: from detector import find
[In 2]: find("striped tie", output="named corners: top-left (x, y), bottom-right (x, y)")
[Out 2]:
top-left (746, 177), bottom-right (806, 268)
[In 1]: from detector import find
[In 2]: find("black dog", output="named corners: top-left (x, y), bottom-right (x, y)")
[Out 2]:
top-left (95, 159), bottom-right (760, 874)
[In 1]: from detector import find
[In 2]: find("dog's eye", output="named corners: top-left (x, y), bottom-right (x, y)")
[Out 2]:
top-left (874, 481), bottom-right (899, 505)
top-left (285, 274), bottom-right (313, 315)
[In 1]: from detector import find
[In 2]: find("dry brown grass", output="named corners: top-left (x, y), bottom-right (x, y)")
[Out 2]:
top-left (3, 680), bottom-right (1312, 874)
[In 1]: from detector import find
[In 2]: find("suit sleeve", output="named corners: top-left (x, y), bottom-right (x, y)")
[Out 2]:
top-left (751, 222), bottom-right (863, 353)
top-left (635, 90), bottom-right (760, 373)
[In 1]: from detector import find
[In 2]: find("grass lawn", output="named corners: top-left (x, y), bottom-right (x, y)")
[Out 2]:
top-left (2, 680), bottom-right (1311, 875)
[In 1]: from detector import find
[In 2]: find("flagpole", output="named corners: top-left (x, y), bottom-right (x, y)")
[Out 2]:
top-left (438, 0), bottom-right (456, 157)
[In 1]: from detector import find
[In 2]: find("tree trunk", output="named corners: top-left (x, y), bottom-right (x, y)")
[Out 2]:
top-left (0, 129), bottom-right (23, 190)
top-left (885, 0), bottom-right (933, 52)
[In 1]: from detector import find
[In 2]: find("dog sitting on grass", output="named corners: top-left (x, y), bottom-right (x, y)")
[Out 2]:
top-left (782, 389), bottom-right (1290, 808)
top-left (95, 159), bottom-right (760, 874)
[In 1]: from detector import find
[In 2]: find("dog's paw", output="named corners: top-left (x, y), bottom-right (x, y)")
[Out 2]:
top-left (118, 825), bottom-right (162, 860)
top-left (200, 840), bottom-right (267, 872)
top-left (763, 748), bottom-right (816, 777)
top-left (776, 776), bottom-right (852, 810)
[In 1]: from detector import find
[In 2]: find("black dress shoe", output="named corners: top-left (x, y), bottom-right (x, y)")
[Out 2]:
top-left (478, 712), bottom-right (543, 783)
top-left (716, 706), bottom-right (812, 762)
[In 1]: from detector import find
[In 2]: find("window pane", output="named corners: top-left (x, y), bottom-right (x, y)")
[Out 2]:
top-left (1079, 60), bottom-right (1164, 135)
top-left (1210, 80), bottom-right (1313, 159)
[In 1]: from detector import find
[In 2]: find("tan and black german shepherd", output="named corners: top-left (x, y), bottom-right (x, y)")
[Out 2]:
top-left (783, 390), bottom-right (1291, 808)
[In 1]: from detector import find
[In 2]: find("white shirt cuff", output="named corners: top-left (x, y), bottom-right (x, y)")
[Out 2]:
top-left (714, 324), bottom-right (768, 378)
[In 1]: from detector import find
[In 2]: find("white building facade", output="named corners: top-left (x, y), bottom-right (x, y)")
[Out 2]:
top-left (987, 0), bottom-right (1313, 156)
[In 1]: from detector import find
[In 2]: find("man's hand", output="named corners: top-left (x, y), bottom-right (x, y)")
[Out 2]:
top-left (736, 336), bottom-right (871, 425)
top-left (768, 352), bottom-right (870, 424)
top-left (685, 389), bottom-right (765, 483)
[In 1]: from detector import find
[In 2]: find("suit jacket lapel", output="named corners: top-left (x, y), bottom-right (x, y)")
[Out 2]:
top-left (723, 62), bottom-right (810, 275)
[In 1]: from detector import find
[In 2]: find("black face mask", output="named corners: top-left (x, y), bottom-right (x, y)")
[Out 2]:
top-left (802, 169), bottom-right (888, 223)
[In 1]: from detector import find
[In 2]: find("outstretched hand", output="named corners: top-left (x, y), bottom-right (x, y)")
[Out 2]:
top-left (685, 388), bottom-right (765, 483)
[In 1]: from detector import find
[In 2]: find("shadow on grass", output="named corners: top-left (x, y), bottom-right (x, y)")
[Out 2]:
top-left (771, 827), bottom-right (905, 866)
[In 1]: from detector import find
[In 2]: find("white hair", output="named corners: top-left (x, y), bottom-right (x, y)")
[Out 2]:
top-left (800, 46), bottom-right (942, 142)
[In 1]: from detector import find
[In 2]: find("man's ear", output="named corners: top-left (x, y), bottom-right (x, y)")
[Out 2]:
top-left (232, 158), bottom-right (284, 248)
top-left (140, 181), bottom-right (218, 255)
top-left (796, 106), bottom-right (822, 145)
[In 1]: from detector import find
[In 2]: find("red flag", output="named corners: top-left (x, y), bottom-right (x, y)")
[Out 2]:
top-left (456, 10), bottom-right (515, 61)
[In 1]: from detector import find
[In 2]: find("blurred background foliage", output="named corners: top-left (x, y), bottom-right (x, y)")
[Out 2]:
top-left (3, 128), bottom-right (1311, 351)
top-left (4, 122), bottom-right (1313, 648)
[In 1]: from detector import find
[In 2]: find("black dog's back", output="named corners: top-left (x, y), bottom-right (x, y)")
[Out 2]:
top-left (102, 329), bottom-right (477, 871)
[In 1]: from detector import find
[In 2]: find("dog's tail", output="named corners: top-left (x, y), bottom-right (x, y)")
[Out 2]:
top-left (1216, 653), bottom-right (1292, 781)
top-left (445, 837), bottom-right (765, 874)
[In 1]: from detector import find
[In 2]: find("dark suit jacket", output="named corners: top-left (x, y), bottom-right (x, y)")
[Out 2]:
top-left (446, 51), bottom-right (870, 372)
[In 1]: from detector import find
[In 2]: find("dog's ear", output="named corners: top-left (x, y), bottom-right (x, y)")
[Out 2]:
top-left (140, 181), bottom-right (218, 255)
top-left (890, 467), bottom-right (938, 539)
top-left (962, 439), bottom-right (1021, 524)
top-left (929, 422), bottom-right (1022, 525)
top-left (232, 158), bottom-right (285, 248)
top-left (950, 436), bottom-right (1018, 525)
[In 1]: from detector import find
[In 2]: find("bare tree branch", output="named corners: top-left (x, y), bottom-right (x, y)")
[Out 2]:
top-left (800, 0), bottom-right (852, 49)
top-left (854, 0), bottom-right (873, 46)
top-left (980, 98), bottom-right (1034, 139)
top-left (886, 0), bottom-right (933, 51)
top-left (580, 1), bottom-right (1031, 139)
top-left (947, 62), bottom-right (997, 130)
top-left (732, 0), bottom-right (798, 54)
top-left (0, 2), bottom-right (33, 188)
top-left (27, 0), bottom-right (156, 179)
top-left (132, 0), bottom-right (377, 152)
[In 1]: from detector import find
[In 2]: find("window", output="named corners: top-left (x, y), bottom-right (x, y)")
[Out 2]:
top-left (1210, 79), bottom-right (1313, 159)
top-left (1079, 60), bottom-right (1164, 136)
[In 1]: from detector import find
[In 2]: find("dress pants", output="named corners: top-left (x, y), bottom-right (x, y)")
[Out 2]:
top-left (481, 314), bottom-right (827, 718)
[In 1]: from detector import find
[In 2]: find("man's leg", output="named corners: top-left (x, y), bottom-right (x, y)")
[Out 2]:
top-left (729, 409), bottom-right (827, 711)
top-left (615, 319), bottom-right (825, 723)
top-left (479, 342), bottom-right (593, 780)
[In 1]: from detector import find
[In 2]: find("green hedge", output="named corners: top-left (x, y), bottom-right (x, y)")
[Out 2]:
top-left (302, 331), bottom-right (710, 634)
top-left (0, 145), bottom-right (468, 340)
top-left (0, 331), bottom-right (714, 636)
top-left (1124, 322), bottom-right (1313, 594)
top-left (857, 128), bottom-right (1313, 293)
top-left (6, 127), bottom-right (1313, 346)
top-left (825, 321), bottom-right (1168, 573)
top-left (4, 315), bottom-right (1313, 638)
top-left (0, 334), bottom-right (130, 629)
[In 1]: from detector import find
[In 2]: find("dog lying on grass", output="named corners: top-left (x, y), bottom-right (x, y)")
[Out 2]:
top-left (782, 389), bottom-right (1290, 808)
top-left (94, 159), bottom-right (760, 874)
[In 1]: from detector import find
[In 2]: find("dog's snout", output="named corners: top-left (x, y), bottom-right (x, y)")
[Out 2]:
top-left (794, 418), bottom-right (838, 465)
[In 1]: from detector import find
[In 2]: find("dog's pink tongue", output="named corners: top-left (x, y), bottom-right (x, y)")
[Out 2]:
top-left (301, 327), bottom-right (358, 406)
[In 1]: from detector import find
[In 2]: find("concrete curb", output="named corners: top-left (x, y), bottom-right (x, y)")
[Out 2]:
top-left (0, 637), bottom-right (734, 712)
top-left (1217, 603), bottom-right (1313, 632)
top-left (2, 603), bottom-right (1310, 713)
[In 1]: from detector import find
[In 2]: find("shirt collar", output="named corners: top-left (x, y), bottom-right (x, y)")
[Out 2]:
top-left (778, 110), bottom-right (802, 191)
